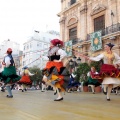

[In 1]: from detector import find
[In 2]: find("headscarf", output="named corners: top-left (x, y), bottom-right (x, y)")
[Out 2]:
top-left (6, 48), bottom-right (12, 54)
top-left (50, 39), bottom-right (64, 47)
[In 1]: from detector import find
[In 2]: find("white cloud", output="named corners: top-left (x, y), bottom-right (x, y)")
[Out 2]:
top-left (0, 0), bottom-right (60, 50)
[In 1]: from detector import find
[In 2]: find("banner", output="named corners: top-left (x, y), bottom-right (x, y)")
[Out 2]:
top-left (65, 40), bottom-right (72, 57)
top-left (91, 31), bottom-right (102, 51)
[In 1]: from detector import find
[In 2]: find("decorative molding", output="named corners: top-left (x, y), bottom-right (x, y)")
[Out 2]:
top-left (67, 16), bottom-right (78, 26)
top-left (91, 4), bottom-right (106, 16)
top-left (80, 5), bottom-right (87, 14)
top-left (59, 17), bottom-right (66, 24)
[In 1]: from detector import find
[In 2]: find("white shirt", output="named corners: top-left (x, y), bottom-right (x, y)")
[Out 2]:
top-left (4, 56), bottom-right (11, 67)
top-left (70, 73), bottom-right (76, 78)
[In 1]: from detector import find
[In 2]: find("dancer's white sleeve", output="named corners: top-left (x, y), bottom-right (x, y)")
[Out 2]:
top-left (57, 49), bottom-right (67, 61)
top-left (113, 53), bottom-right (120, 64)
top-left (89, 54), bottom-right (104, 61)
top-left (28, 71), bottom-right (34, 76)
top-left (5, 56), bottom-right (11, 67)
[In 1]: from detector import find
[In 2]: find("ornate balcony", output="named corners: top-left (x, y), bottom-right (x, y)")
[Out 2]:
top-left (69, 38), bottom-right (83, 45)
top-left (87, 23), bottom-right (120, 41)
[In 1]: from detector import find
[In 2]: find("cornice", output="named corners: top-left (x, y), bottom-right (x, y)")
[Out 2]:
top-left (61, 1), bottom-right (80, 14)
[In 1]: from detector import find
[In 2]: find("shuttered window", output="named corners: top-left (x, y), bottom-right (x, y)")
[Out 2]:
top-left (94, 15), bottom-right (105, 32)
top-left (69, 27), bottom-right (77, 41)
top-left (70, 0), bottom-right (76, 5)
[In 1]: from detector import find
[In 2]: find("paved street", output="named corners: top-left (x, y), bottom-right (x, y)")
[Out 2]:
top-left (0, 90), bottom-right (120, 120)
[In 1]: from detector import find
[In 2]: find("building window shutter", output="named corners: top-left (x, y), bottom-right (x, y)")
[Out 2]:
top-left (94, 15), bottom-right (105, 32)
top-left (69, 27), bottom-right (77, 41)
top-left (70, 0), bottom-right (76, 5)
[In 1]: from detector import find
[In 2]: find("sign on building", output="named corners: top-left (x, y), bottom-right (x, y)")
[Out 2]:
top-left (90, 31), bottom-right (102, 51)
top-left (65, 40), bottom-right (72, 56)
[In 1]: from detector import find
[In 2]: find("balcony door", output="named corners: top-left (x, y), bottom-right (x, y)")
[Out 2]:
top-left (69, 27), bottom-right (77, 44)
top-left (94, 15), bottom-right (105, 32)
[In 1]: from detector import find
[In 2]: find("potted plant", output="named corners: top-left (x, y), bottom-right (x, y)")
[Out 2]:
top-left (75, 63), bottom-right (90, 92)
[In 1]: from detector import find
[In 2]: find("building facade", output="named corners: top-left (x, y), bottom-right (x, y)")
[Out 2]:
top-left (58, 0), bottom-right (120, 63)
top-left (0, 39), bottom-right (21, 69)
top-left (22, 30), bottom-right (60, 69)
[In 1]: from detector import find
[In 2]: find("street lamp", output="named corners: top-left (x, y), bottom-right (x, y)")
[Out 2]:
top-left (73, 56), bottom-right (77, 61)
top-left (69, 59), bottom-right (73, 66)
top-left (69, 56), bottom-right (81, 73)
top-left (77, 57), bottom-right (81, 64)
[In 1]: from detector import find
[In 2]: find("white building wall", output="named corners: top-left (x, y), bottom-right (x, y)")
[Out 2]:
top-left (22, 30), bottom-right (60, 69)
top-left (0, 40), bottom-right (20, 57)
top-left (0, 39), bottom-right (20, 68)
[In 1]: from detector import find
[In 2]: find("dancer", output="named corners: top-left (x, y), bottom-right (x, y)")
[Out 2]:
top-left (18, 66), bottom-right (34, 92)
top-left (67, 69), bottom-right (81, 93)
top-left (42, 39), bottom-right (68, 101)
top-left (86, 67), bottom-right (101, 94)
top-left (0, 48), bottom-right (21, 98)
top-left (88, 43), bottom-right (120, 101)
top-left (41, 80), bottom-right (47, 92)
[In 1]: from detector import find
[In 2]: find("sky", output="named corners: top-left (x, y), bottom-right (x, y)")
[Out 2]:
top-left (0, 0), bottom-right (61, 50)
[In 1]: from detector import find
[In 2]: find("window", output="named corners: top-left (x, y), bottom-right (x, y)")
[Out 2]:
top-left (37, 42), bottom-right (42, 47)
top-left (70, 0), bottom-right (76, 5)
top-left (24, 46), bottom-right (26, 50)
top-left (44, 44), bottom-right (47, 48)
top-left (27, 45), bottom-right (29, 49)
top-left (94, 15), bottom-right (105, 32)
top-left (30, 43), bottom-right (32, 48)
top-left (69, 27), bottom-right (77, 41)
top-left (23, 61), bottom-right (25, 66)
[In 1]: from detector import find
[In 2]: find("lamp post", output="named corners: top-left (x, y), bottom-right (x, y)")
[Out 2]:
top-left (77, 57), bottom-right (81, 64)
top-left (69, 56), bottom-right (81, 73)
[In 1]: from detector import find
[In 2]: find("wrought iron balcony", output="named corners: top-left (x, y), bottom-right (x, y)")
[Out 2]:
top-left (87, 23), bottom-right (120, 41)
top-left (69, 38), bottom-right (83, 45)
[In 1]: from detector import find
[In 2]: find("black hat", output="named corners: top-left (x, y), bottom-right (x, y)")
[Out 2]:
top-left (106, 43), bottom-right (114, 48)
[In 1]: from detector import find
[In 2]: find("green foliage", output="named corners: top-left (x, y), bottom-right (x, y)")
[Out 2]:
top-left (75, 60), bottom-right (102, 85)
top-left (75, 63), bottom-right (90, 83)
top-left (90, 60), bottom-right (103, 72)
top-left (29, 67), bottom-right (43, 85)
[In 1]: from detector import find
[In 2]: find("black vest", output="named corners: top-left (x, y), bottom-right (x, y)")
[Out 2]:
top-left (48, 53), bottom-right (60, 61)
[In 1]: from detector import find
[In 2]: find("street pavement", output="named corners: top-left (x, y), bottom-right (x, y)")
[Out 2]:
top-left (0, 90), bottom-right (120, 120)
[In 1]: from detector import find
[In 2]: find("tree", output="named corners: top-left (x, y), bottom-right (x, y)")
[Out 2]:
top-left (75, 63), bottom-right (90, 83)
top-left (29, 66), bottom-right (43, 86)
top-left (75, 61), bottom-right (102, 85)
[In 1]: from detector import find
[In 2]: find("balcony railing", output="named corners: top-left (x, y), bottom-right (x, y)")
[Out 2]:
top-left (87, 23), bottom-right (120, 41)
top-left (69, 38), bottom-right (83, 45)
